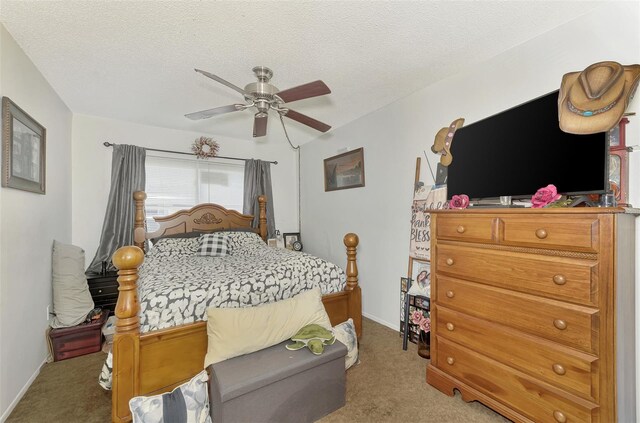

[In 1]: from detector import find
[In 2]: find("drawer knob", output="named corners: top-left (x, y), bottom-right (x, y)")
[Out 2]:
top-left (535, 228), bottom-right (548, 239)
top-left (446, 322), bottom-right (455, 331)
top-left (552, 363), bottom-right (566, 375)
top-left (446, 356), bottom-right (455, 365)
top-left (446, 290), bottom-right (455, 299)
top-left (553, 410), bottom-right (567, 423)
top-left (553, 274), bottom-right (566, 285)
top-left (553, 319), bottom-right (567, 330)
top-left (456, 225), bottom-right (466, 234)
top-left (98, 289), bottom-right (103, 294)
top-left (446, 258), bottom-right (455, 266)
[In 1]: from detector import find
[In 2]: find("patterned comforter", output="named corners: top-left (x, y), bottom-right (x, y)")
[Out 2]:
top-left (99, 231), bottom-right (346, 389)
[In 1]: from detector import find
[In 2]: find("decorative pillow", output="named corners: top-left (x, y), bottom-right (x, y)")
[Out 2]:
top-left (226, 231), bottom-right (266, 255)
top-left (129, 370), bottom-right (212, 423)
top-left (204, 287), bottom-right (332, 367)
top-left (148, 237), bottom-right (199, 257)
top-left (333, 318), bottom-right (359, 369)
top-left (197, 233), bottom-right (230, 257)
top-left (51, 240), bottom-right (95, 328)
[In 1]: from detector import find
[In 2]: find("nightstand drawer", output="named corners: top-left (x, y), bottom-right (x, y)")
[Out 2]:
top-left (436, 338), bottom-right (598, 423)
top-left (437, 243), bottom-right (598, 306)
top-left (436, 215), bottom-right (495, 243)
top-left (499, 215), bottom-right (599, 252)
top-left (88, 280), bottom-right (118, 297)
top-left (436, 306), bottom-right (598, 401)
top-left (436, 276), bottom-right (599, 353)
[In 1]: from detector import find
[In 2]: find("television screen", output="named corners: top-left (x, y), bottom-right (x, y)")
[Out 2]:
top-left (446, 91), bottom-right (608, 200)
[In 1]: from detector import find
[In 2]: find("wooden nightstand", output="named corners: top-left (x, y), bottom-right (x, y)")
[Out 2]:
top-left (86, 271), bottom-right (118, 313)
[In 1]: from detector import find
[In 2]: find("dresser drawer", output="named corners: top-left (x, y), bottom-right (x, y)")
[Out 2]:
top-left (436, 338), bottom-right (598, 423)
top-left (436, 215), bottom-right (495, 243)
top-left (436, 276), bottom-right (599, 353)
top-left (498, 215), bottom-right (599, 252)
top-left (437, 243), bottom-right (598, 306)
top-left (436, 306), bottom-right (598, 401)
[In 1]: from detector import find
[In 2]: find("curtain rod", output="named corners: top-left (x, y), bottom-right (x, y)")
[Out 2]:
top-left (102, 142), bottom-right (278, 165)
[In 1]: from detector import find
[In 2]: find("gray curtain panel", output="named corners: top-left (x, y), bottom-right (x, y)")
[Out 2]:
top-left (87, 144), bottom-right (146, 273)
top-left (243, 159), bottom-right (275, 238)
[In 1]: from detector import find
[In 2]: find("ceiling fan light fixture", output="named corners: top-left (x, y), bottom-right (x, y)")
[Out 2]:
top-left (186, 66), bottom-right (332, 138)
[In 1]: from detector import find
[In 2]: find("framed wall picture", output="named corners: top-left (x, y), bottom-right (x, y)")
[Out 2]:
top-left (408, 257), bottom-right (430, 297)
top-left (323, 148), bottom-right (365, 191)
top-left (283, 232), bottom-right (301, 250)
top-left (2, 97), bottom-right (46, 194)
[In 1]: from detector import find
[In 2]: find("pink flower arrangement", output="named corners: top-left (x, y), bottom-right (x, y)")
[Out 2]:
top-left (411, 310), bottom-right (431, 333)
top-left (531, 184), bottom-right (561, 208)
top-left (449, 194), bottom-right (470, 209)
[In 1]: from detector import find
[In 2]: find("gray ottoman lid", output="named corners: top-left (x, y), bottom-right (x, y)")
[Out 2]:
top-left (209, 340), bottom-right (347, 402)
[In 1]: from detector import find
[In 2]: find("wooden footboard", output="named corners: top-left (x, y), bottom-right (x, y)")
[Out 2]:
top-left (111, 234), bottom-right (361, 423)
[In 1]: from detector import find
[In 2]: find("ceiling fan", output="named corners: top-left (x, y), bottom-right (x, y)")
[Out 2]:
top-left (185, 66), bottom-right (332, 138)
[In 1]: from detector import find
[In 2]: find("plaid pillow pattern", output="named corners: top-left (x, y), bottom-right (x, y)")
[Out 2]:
top-left (197, 233), bottom-right (230, 257)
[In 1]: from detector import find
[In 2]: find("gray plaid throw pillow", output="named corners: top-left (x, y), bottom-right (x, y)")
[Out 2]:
top-left (197, 233), bottom-right (229, 256)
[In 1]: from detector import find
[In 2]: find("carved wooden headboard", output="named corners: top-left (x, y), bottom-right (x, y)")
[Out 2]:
top-left (132, 191), bottom-right (268, 252)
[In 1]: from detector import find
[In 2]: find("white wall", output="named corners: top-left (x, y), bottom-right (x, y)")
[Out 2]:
top-left (0, 25), bottom-right (73, 421)
top-left (301, 2), bottom-right (640, 327)
top-left (71, 115), bottom-right (299, 266)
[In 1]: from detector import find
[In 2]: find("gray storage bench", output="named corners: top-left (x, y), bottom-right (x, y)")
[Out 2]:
top-left (208, 340), bottom-right (347, 423)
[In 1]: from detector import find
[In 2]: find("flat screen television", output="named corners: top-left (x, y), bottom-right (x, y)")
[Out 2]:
top-left (446, 91), bottom-right (608, 200)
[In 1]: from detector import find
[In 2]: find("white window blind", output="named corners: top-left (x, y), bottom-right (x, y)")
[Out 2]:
top-left (145, 154), bottom-right (244, 232)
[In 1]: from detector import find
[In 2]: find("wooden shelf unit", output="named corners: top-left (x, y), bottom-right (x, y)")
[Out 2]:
top-left (427, 208), bottom-right (636, 423)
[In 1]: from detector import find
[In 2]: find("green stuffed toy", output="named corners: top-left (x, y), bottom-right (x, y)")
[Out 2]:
top-left (286, 324), bottom-right (336, 355)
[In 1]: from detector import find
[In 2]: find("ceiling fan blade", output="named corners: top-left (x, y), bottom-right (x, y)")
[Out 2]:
top-left (185, 104), bottom-right (244, 120)
top-left (253, 113), bottom-right (268, 137)
top-left (283, 109), bottom-right (331, 133)
top-left (276, 80), bottom-right (331, 103)
top-left (194, 68), bottom-right (248, 96)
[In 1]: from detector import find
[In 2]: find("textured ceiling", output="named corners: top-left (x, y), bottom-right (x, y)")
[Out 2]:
top-left (0, 1), bottom-right (601, 145)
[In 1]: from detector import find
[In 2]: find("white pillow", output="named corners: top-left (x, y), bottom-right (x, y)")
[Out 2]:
top-left (333, 318), bottom-right (359, 369)
top-left (129, 370), bottom-right (212, 423)
top-left (51, 241), bottom-right (95, 328)
top-left (197, 233), bottom-right (230, 257)
top-left (204, 287), bottom-right (332, 367)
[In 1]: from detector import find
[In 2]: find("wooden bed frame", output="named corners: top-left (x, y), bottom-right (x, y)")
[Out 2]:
top-left (110, 191), bottom-right (362, 422)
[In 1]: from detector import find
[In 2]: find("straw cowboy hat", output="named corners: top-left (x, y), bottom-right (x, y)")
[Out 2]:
top-left (431, 118), bottom-right (464, 166)
top-left (559, 61), bottom-right (640, 134)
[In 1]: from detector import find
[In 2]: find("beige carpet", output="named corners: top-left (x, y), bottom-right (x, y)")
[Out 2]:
top-left (7, 318), bottom-right (508, 422)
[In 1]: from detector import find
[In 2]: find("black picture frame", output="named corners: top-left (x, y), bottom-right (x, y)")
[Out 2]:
top-left (283, 232), bottom-right (301, 250)
top-left (2, 97), bottom-right (46, 194)
top-left (323, 148), bottom-right (365, 192)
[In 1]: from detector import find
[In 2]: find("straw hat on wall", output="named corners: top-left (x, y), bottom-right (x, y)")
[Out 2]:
top-left (559, 61), bottom-right (640, 134)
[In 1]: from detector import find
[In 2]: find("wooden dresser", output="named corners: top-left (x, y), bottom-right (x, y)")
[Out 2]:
top-left (427, 208), bottom-right (636, 423)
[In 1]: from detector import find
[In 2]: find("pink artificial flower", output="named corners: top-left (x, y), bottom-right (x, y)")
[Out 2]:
top-left (420, 317), bottom-right (431, 333)
top-left (411, 310), bottom-right (424, 326)
top-left (531, 184), bottom-right (561, 208)
top-left (449, 194), bottom-right (470, 210)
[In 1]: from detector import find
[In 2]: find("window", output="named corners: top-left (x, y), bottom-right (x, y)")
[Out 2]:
top-left (145, 154), bottom-right (244, 232)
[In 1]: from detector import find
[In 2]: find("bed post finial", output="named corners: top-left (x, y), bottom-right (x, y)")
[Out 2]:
top-left (112, 246), bottom-right (144, 423)
top-left (258, 195), bottom-right (268, 241)
top-left (343, 233), bottom-right (359, 290)
top-left (133, 191), bottom-right (147, 251)
top-left (344, 233), bottom-right (362, 338)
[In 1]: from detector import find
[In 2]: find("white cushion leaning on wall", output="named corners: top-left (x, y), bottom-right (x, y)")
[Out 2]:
top-left (50, 240), bottom-right (95, 328)
top-left (333, 318), bottom-right (359, 369)
top-left (204, 287), bottom-right (332, 367)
